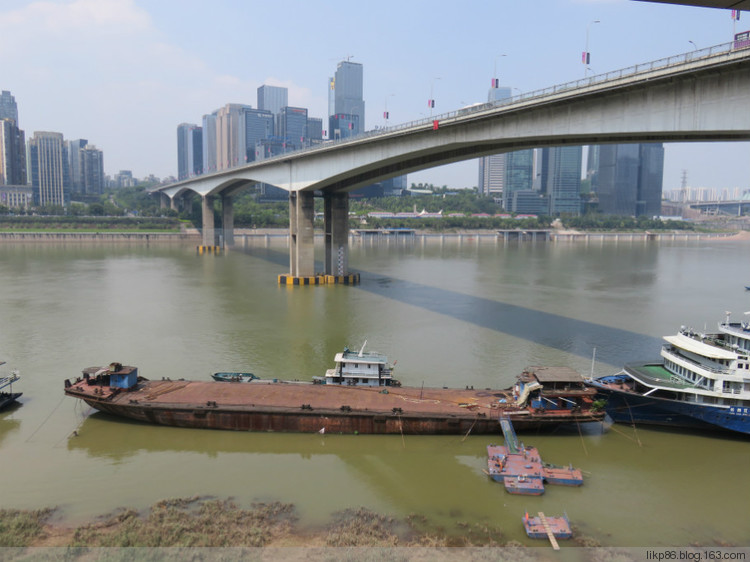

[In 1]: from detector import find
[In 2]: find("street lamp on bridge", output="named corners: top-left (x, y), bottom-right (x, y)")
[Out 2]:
top-left (583, 20), bottom-right (600, 78)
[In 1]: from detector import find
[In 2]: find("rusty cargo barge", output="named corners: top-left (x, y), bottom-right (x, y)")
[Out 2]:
top-left (64, 362), bottom-right (604, 434)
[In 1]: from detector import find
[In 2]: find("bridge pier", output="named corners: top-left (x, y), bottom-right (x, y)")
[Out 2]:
top-left (200, 195), bottom-right (218, 250)
top-left (289, 191), bottom-right (315, 277)
top-left (324, 191), bottom-right (349, 276)
top-left (222, 193), bottom-right (234, 247)
top-left (280, 190), bottom-right (358, 285)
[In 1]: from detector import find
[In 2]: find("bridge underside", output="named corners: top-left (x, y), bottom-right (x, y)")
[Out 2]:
top-left (194, 189), bottom-right (350, 279)
top-left (160, 49), bottom-right (750, 282)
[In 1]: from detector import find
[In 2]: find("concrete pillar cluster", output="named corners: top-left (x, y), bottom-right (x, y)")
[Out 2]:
top-left (196, 187), bottom-right (354, 284)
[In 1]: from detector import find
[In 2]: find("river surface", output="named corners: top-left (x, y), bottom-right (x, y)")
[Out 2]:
top-left (1, 235), bottom-right (749, 547)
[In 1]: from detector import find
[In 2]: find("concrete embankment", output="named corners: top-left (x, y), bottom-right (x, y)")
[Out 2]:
top-left (0, 231), bottom-right (201, 243)
top-left (0, 228), bottom-right (745, 244)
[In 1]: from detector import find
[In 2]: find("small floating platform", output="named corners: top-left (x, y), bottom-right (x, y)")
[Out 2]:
top-left (523, 511), bottom-right (571, 549)
top-left (487, 416), bottom-right (583, 494)
top-left (504, 475), bottom-right (545, 495)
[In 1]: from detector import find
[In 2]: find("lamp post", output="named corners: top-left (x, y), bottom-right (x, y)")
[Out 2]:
top-left (584, 20), bottom-right (600, 77)
top-left (688, 40), bottom-right (697, 51)
top-left (429, 77), bottom-right (441, 117)
top-left (492, 54), bottom-right (507, 89)
top-left (383, 94), bottom-right (394, 128)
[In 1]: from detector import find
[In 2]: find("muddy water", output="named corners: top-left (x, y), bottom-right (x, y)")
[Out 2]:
top-left (1, 236), bottom-right (748, 546)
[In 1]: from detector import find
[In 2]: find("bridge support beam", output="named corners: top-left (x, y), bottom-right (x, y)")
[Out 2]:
top-left (289, 191), bottom-right (315, 277)
top-left (222, 193), bottom-right (234, 247)
top-left (324, 191), bottom-right (349, 276)
top-left (201, 195), bottom-right (216, 247)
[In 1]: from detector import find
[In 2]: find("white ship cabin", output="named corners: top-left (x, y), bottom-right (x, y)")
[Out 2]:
top-left (660, 314), bottom-right (750, 401)
top-left (321, 343), bottom-right (399, 386)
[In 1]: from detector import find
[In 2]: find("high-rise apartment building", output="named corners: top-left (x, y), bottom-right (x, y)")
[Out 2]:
top-left (540, 146), bottom-right (582, 215)
top-left (590, 143), bottom-right (664, 216)
top-left (478, 83), bottom-right (512, 196)
top-left (257, 85), bottom-right (288, 116)
top-left (177, 123), bottom-right (203, 179)
top-left (329, 61), bottom-right (365, 135)
top-left (216, 104), bottom-right (250, 170)
top-left (28, 131), bottom-right (68, 207)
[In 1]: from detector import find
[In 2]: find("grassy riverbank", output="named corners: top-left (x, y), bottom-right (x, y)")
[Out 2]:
top-left (1, 497), bottom-right (602, 548)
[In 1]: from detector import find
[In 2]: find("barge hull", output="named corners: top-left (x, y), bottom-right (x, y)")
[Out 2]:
top-left (82, 398), bottom-right (597, 434)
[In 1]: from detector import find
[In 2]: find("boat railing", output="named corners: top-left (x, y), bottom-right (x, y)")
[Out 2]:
top-left (0, 372), bottom-right (20, 389)
top-left (662, 345), bottom-right (731, 377)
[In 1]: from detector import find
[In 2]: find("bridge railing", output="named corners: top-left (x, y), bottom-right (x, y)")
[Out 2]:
top-left (164, 39), bottom-right (746, 189)
top-left (372, 39), bottom-right (741, 136)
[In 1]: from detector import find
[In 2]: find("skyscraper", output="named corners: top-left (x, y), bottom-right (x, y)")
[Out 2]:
top-left (177, 123), bottom-right (202, 180)
top-left (202, 111), bottom-right (218, 174)
top-left (540, 146), bottom-right (582, 215)
top-left (0, 119), bottom-right (26, 186)
top-left (591, 143), bottom-right (664, 216)
top-left (502, 149), bottom-right (534, 211)
top-left (329, 60), bottom-right (365, 135)
top-left (257, 85), bottom-right (288, 116)
top-left (0, 91), bottom-right (18, 123)
top-left (244, 108), bottom-right (274, 161)
top-left (328, 114), bottom-right (359, 141)
top-left (67, 139), bottom-right (87, 193)
top-left (478, 83), bottom-right (512, 196)
top-left (81, 144), bottom-right (105, 196)
top-left (216, 104), bottom-right (250, 170)
top-left (28, 131), bottom-right (68, 207)
top-left (277, 107), bottom-right (308, 151)
top-left (0, 90), bottom-right (26, 187)
top-left (307, 117), bottom-right (323, 145)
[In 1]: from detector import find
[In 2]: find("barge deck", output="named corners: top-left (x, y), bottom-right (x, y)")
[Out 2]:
top-left (64, 363), bottom-right (604, 434)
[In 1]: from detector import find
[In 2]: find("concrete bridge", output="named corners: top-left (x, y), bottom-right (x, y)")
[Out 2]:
top-left (153, 41), bottom-right (750, 281)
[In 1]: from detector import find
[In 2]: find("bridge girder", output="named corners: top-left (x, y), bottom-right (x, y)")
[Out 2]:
top-left (155, 48), bottom-right (750, 278)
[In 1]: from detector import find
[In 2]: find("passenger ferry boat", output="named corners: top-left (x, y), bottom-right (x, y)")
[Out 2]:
top-left (313, 342), bottom-right (400, 387)
top-left (590, 311), bottom-right (750, 435)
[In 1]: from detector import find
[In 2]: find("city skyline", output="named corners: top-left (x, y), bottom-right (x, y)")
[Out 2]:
top-left (1, 0), bottom-right (748, 191)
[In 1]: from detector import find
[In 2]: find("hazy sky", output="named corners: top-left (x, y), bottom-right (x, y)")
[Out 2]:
top-left (1, 0), bottom-right (748, 192)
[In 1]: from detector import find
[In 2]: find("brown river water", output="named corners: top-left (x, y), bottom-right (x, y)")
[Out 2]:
top-left (0, 234), bottom-right (749, 547)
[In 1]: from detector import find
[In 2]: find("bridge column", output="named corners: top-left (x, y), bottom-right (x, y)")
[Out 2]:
top-left (201, 195), bottom-right (216, 247)
top-left (289, 191), bottom-right (315, 277)
top-left (324, 191), bottom-right (349, 276)
top-left (221, 193), bottom-right (234, 247)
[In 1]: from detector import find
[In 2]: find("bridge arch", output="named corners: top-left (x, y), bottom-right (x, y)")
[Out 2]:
top-left (154, 44), bottom-right (750, 279)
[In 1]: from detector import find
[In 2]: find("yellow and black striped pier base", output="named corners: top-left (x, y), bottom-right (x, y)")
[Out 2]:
top-left (325, 273), bottom-right (360, 285)
top-left (197, 245), bottom-right (221, 254)
top-left (277, 273), bottom-right (360, 286)
top-left (278, 275), bottom-right (324, 286)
